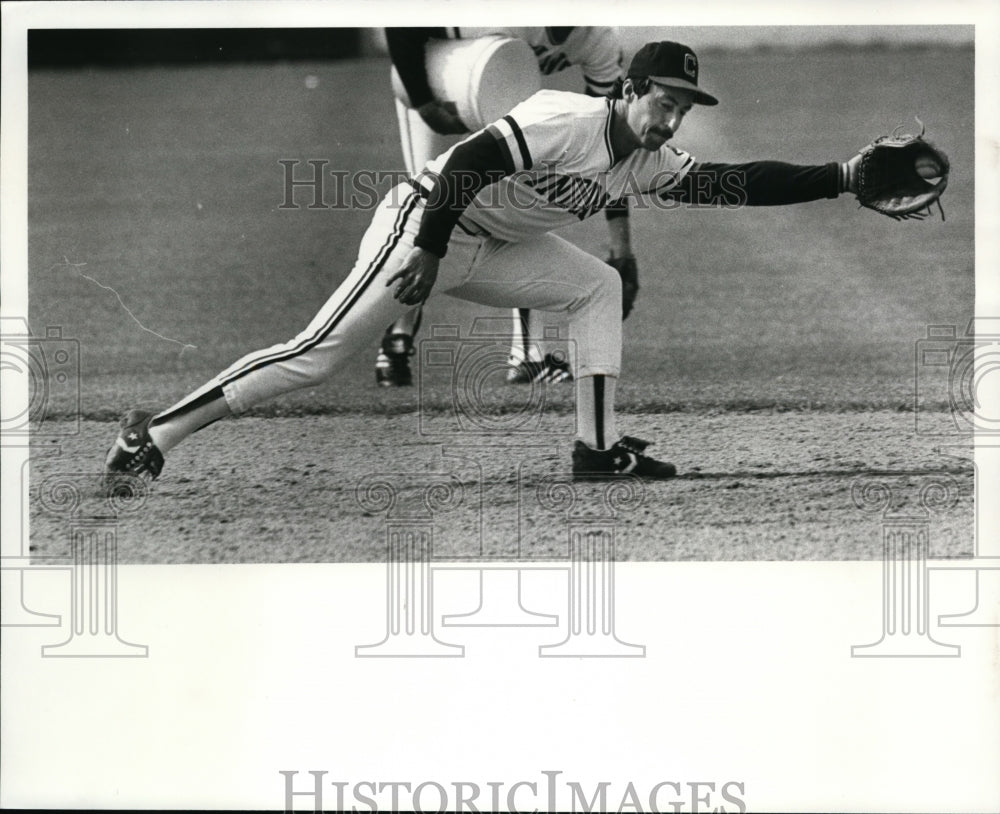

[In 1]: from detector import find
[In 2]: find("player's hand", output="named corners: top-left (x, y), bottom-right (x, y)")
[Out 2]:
top-left (387, 247), bottom-right (440, 305)
top-left (416, 101), bottom-right (470, 135)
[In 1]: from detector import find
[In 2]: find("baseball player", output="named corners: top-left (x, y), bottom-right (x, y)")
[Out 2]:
top-left (106, 41), bottom-right (877, 483)
top-left (376, 26), bottom-right (635, 387)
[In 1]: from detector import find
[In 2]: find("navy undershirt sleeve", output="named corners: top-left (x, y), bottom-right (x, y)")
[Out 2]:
top-left (661, 161), bottom-right (841, 206)
top-left (385, 28), bottom-right (448, 109)
top-left (414, 131), bottom-right (512, 258)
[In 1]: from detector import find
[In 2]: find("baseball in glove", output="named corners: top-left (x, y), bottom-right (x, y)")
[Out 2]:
top-left (851, 118), bottom-right (949, 221)
top-left (607, 255), bottom-right (640, 319)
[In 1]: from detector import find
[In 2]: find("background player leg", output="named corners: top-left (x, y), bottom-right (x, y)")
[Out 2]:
top-left (374, 98), bottom-right (462, 387)
top-left (375, 307), bottom-right (422, 387)
top-left (507, 307), bottom-right (573, 384)
top-left (506, 308), bottom-right (541, 381)
top-left (394, 97), bottom-right (456, 178)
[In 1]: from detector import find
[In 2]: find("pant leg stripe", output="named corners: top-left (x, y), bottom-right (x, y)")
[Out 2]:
top-left (151, 384), bottom-right (224, 425)
top-left (594, 374), bottom-right (605, 450)
top-left (217, 191), bottom-right (418, 387)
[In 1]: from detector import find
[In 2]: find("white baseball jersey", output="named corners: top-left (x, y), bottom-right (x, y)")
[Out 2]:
top-left (419, 90), bottom-right (695, 245)
top-left (451, 26), bottom-right (624, 96)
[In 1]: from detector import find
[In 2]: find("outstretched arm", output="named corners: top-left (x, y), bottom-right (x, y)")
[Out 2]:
top-left (652, 136), bottom-right (945, 215)
top-left (659, 159), bottom-right (854, 207)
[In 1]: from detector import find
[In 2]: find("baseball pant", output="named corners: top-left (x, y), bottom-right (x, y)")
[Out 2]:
top-left (395, 98), bottom-right (459, 177)
top-left (177, 184), bottom-right (622, 416)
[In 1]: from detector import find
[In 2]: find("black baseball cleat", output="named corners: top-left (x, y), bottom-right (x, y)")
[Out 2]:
top-left (572, 436), bottom-right (677, 480)
top-left (375, 333), bottom-right (414, 387)
top-left (507, 352), bottom-right (573, 384)
top-left (104, 409), bottom-right (165, 482)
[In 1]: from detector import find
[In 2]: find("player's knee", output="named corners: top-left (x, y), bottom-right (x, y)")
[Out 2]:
top-left (589, 267), bottom-right (621, 306)
top-left (602, 268), bottom-right (622, 296)
top-left (563, 269), bottom-right (620, 315)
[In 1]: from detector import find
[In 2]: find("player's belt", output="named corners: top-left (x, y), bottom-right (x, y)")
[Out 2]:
top-left (455, 216), bottom-right (489, 237)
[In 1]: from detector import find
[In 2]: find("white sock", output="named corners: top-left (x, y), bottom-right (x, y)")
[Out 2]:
top-left (510, 308), bottom-right (543, 363)
top-left (576, 374), bottom-right (618, 450)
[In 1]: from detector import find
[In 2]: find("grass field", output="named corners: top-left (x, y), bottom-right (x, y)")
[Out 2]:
top-left (26, 45), bottom-right (976, 562)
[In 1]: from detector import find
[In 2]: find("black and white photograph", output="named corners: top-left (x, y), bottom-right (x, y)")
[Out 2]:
top-left (2, 1), bottom-right (998, 811)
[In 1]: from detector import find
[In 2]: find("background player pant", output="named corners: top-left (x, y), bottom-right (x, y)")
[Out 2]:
top-left (395, 98), bottom-right (457, 177)
top-left (209, 184), bottom-right (621, 414)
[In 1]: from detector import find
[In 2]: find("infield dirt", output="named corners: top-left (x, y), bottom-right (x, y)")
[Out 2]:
top-left (29, 410), bottom-right (972, 563)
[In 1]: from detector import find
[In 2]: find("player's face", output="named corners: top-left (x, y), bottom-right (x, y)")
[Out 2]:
top-left (626, 82), bottom-right (695, 150)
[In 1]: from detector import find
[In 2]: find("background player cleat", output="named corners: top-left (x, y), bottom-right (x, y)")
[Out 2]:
top-left (507, 352), bottom-right (574, 384)
top-left (375, 332), bottom-right (415, 387)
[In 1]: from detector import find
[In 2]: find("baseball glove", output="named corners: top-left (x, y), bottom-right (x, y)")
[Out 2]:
top-left (607, 255), bottom-right (639, 319)
top-left (854, 119), bottom-right (949, 221)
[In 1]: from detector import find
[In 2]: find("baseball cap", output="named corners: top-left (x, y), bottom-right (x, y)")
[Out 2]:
top-left (628, 41), bottom-right (718, 106)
